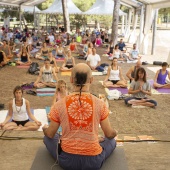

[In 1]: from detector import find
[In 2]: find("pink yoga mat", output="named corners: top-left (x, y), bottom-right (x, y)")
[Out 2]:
top-left (17, 65), bottom-right (29, 68)
top-left (108, 87), bottom-right (128, 94)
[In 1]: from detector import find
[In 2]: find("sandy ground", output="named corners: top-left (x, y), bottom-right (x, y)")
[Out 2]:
top-left (0, 30), bottom-right (170, 170)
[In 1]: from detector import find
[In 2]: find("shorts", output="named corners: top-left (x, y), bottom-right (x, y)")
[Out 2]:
top-left (43, 56), bottom-right (48, 59)
top-left (65, 65), bottom-right (73, 69)
top-left (12, 119), bottom-right (29, 126)
top-left (108, 79), bottom-right (120, 84)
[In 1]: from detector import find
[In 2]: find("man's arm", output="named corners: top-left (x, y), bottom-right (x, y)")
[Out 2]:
top-left (126, 66), bottom-right (134, 81)
top-left (34, 68), bottom-right (43, 86)
top-left (43, 120), bottom-right (59, 138)
top-left (100, 117), bottom-right (117, 139)
top-left (52, 68), bottom-right (58, 81)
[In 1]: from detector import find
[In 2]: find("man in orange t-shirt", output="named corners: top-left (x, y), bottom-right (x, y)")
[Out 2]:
top-left (43, 63), bottom-right (117, 170)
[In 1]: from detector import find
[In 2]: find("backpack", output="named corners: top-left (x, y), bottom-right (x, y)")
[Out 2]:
top-left (28, 62), bottom-right (39, 74)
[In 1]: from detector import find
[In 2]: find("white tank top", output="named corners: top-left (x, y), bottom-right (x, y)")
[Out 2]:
top-left (42, 66), bottom-right (53, 82)
top-left (114, 50), bottom-right (120, 58)
top-left (108, 66), bottom-right (120, 80)
top-left (12, 98), bottom-right (29, 121)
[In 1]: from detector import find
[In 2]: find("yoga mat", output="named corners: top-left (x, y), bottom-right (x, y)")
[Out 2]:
top-left (17, 65), bottom-right (29, 69)
top-left (0, 110), bottom-right (8, 123)
top-left (108, 87), bottom-right (128, 94)
top-left (30, 49), bottom-right (39, 54)
top-left (92, 72), bottom-right (103, 76)
top-left (37, 88), bottom-right (56, 96)
top-left (33, 109), bottom-right (48, 131)
top-left (31, 147), bottom-right (128, 170)
top-left (61, 72), bottom-right (71, 76)
top-left (148, 80), bottom-right (170, 94)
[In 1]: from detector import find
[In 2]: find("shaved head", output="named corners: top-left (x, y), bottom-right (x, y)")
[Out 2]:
top-left (136, 60), bottom-right (142, 67)
top-left (71, 63), bottom-right (92, 85)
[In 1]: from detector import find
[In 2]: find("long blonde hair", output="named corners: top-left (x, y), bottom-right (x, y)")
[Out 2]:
top-left (56, 80), bottom-right (67, 92)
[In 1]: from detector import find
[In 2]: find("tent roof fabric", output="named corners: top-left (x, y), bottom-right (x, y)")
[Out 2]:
top-left (0, 0), bottom-right (45, 7)
top-left (83, 0), bottom-right (126, 16)
top-left (22, 6), bottom-right (40, 13)
top-left (41, 0), bottom-right (82, 14)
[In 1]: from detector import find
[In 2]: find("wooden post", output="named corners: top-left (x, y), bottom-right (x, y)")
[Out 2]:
top-left (111, 0), bottom-right (120, 46)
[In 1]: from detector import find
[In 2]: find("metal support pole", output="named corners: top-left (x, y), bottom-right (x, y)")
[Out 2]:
top-left (151, 9), bottom-right (158, 55)
top-left (139, 5), bottom-right (144, 46)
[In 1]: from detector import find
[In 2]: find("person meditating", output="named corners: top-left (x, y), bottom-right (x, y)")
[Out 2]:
top-left (16, 46), bottom-right (32, 66)
top-left (103, 57), bottom-right (127, 88)
top-left (0, 51), bottom-right (7, 67)
top-left (42, 63), bottom-right (117, 170)
top-left (60, 50), bottom-right (75, 71)
top-left (56, 43), bottom-right (65, 58)
top-left (126, 60), bottom-right (142, 83)
top-left (124, 67), bottom-right (157, 108)
top-left (87, 48), bottom-right (104, 72)
top-left (0, 40), bottom-right (13, 59)
top-left (153, 62), bottom-right (170, 88)
top-left (0, 86), bottom-right (41, 131)
top-left (36, 42), bottom-right (49, 60)
top-left (34, 58), bottom-right (58, 88)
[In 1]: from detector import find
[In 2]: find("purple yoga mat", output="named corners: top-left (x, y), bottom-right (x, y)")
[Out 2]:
top-left (148, 79), bottom-right (170, 93)
top-left (108, 87), bottom-right (128, 94)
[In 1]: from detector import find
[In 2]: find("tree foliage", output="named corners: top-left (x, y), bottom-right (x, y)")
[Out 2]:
top-left (37, 0), bottom-right (54, 10)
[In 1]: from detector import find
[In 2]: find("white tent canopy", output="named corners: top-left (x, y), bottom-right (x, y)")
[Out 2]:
top-left (41, 0), bottom-right (82, 14)
top-left (22, 6), bottom-right (40, 13)
top-left (83, 0), bottom-right (127, 16)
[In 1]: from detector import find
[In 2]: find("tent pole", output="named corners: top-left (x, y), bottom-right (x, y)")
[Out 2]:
top-left (139, 5), bottom-right (144, 46)
top-left (151, 9), bottom-right (158, 55)
top-left (121, 15), bottom-right (125, 35)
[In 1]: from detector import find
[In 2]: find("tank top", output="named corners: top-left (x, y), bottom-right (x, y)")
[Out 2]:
top-left (12, 98), bottom-right (29, 121)
top-left (21, 55), bottom-right (28, 62)
top-left (66, 58), bottom-right (73, 65)
top-left (109, 46), bottom-right (114, 53)
top-left (108, 66), bottom-right (120, 80)
top-left (157, 69), bottom-right (168, 85)
top-left (114, 50), bottom-right (120, 58)
top-left (57, 48), bottom-right (63, 54)
top-left (70, 44), bottom-right (75, 51)
top-left (42, 49), bottom-right (48, 55)
top-left (42, 66), bottom-right (53, 82)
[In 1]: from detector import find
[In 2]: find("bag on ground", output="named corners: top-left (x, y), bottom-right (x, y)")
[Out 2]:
top-left (28, 62), bottom-right (39, 75)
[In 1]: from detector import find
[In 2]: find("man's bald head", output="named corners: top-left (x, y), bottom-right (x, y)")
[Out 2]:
top-left (71, 63), bottom-right (92, 86)
top-left (136, 60), bottom-right (142, 67)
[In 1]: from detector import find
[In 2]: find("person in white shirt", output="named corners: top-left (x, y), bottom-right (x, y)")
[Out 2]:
top-left (129, 43), bottom-right (141, 60)
top-left (7, 30), bottom-right (13, 41)
top-left (87, 48), bottom-right (104, 72)
top-left (0, 86), bottom-right (41, 131)
top-left (48, 32), bottom-right (54, 43)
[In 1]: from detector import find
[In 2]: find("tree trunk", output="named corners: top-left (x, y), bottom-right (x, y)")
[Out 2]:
top-left (61, 0), bottom-right (70, 32)
top-left (111, 0), bottom-right (120, 46)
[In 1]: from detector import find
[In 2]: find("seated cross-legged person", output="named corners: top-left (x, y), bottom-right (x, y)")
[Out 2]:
top-left (128, 43), bottom-right (141, 61)
top-left (60, 50), bottom-right (75, 71)
top-left (56, 43), bottom-right (65, 58)
top-left (36, 42), bottom-right (49, 60)
top-left (103, 57), bottom-right (127, 88)
top-left (87, 48), bottom-right (104, 72)
top-left (34, 58), bottom-right (58, 88)
top-left (42, 63), bottom-right (117, 170)
top-left (0, 40), bottom-right (13, 59)
top-left (0, 86), bottom-right (41, 131)
top-left (126, 60), bottom-right (142, 83)
top-left (109, 45), bottom-right (124, 62)
top-left (124, 67), bottom-right (157, 108)
top-left (153, 62), bottom-right (170, 89)
top-left (0, 51), bottom-right (7, 67)
top-left (16, 46), bottom-right (32, 66)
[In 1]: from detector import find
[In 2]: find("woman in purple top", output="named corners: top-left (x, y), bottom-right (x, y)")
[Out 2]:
top-left (153, 62), bottom-right (170, 88)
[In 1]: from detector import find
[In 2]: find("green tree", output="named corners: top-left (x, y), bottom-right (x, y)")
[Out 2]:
top-left (37, 0), bottom-right (55, 10)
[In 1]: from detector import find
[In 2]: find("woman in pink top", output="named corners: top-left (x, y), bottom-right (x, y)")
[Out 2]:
top-left (95, 35), bottom-right (102, 47)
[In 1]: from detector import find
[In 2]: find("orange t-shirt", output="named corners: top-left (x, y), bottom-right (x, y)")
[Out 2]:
top-left (50, 93), bottom-right (109, 156)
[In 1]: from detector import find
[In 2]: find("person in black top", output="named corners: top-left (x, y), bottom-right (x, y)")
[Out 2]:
top-left (0, 51), bottom-right (7, 67)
